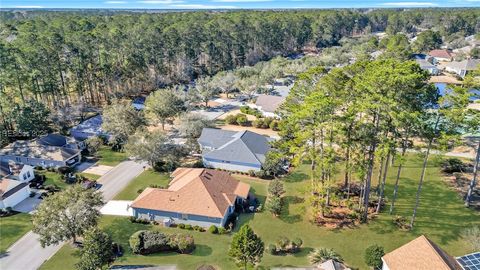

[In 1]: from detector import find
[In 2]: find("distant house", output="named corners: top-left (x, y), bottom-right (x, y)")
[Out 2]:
top-left (0, 160), bottom-right (34, 182)
top-left (132, 96), bottom-right (146, 110)
top-left (382, 235), bottom-right (462, 270)
top-left (428, 49), bottom-right (455, 63)
top-left (415, 58), bottom-right (440, 75)
top-left (198, 128), bottom-right (272, 172)
top-left (252, 94), bottom-right (286, 118)
top-left (445, 59), bottom-right (480, 78)
top-left (0, 178), bottom-right (31, 210)
top-left (0, 139), bottom-right (81, 168)
top-left (131, 168), bottom-right (250, 227)
top-left (70, 115), bottom-right (108, 141)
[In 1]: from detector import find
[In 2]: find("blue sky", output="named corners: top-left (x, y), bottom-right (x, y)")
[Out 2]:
top-left (2, 0), bottom-right (479, 9)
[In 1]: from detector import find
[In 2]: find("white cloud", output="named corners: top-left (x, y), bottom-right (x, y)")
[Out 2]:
top-left (138, 0), bottom-right (184, 4)
top-left (170, 4), bottom-right (238, 8)
top-left (13, 5), bottom-right (43, 8)
top-left (381, 2), bottom-right (439, 6)
top-left (105, 1), bottom-right (128, 3)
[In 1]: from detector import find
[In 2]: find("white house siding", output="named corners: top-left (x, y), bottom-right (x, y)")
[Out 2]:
top-left (203, 157), bottom-right (261, 173)
top-left (18, 166), bottom-right (34, 182)
top-left (381, 259), bottom-right (391, 270)
top-left (133, 208), bottom-right (228, 228)
top-left (1, 185), bottom-right (30, 209)
top-left (0, 154), bottom-right (81, 168)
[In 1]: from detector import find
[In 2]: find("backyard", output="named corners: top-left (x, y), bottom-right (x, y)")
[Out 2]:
top-left (39, 154), bottom-right (479, 270)
top-left (0, 212), bottom-right (32, 253)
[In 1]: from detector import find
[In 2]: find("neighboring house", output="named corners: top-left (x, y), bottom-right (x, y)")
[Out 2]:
top-left (70, 115), bottom-right (108, 141)
top-left (0, 160), bottom-right (34, 182)
top-left (132, 96), bottom-right (146, 110)
top-left (429, 49), bottom-right (455, 63)
top-left (38, 133), bottom-right (85, 150)
top-left (198, 128), bottom-right (272, 172)
top-left (382, 235), bottom-right (462, 270)
top-left (0, 178), bottom-right (31, 210)
top-left (252, 94), bottom-right (286, 118)
top-left (271, 260), bottom-right (350, 270)
top-left (416, 58), bottom-right (440, 75)
top-left (0, 139), bottom-right (81, 168)
top-left (131, 168), bottom-right (250, 227)
top-left (445, 59), bottom-right (480, 78)
top-left (456, 252), bottom-right (480, 270)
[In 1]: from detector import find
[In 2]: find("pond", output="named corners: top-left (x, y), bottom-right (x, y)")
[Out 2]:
top-left (435, 83), bottom-right (480, 101)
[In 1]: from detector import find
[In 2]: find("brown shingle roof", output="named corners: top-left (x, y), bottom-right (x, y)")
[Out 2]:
top-left (255, 94), bottom-right (286, 113)
top-left (131, 168), bottom-right (250, 218)
top-left (382, 235), bottom-right (462, 270)
top-left (429, 49), bottom-right (455, 59)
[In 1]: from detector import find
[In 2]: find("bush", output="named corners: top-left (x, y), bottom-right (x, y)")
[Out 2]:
top-left (252, 119), bottom-right (264, 128)
top-left (184, 224), bottom-right (193, 230)
top-left (309, 248), bottom-right (343, 264)
top-left (268, 244), bottom-right (277, 255)
top-left (269, 120), bottom-right (280, 131)
top-left (208, 225), bottom-right (218, 234)
top-left (225, 114), bottom-right (238, 125)
top-left (58, 166), bottom-right (72, 175)
top-left (441, 158), bottom-right (467, 173)
top-left (247, 170), bottom-right (256, 177)
top-left (255, 170), bottom-right (268, 179)
top-left (236, 114), bottom-right (249, 126)
top-left (393, 215), bottom-right (410, 230)
top-left (218, 227), bottom-right (227, 234)
top-left (137, 188), bottom-right (144, 194)
top-left (291, 238), bottom-right (303, 253)
top-left (129, 230), bottom-right (195, 255)
top-left (178, 223), bottom-right (185, 229)
top-left (193, 225), bottom-right (201, 231)
top-left (276, 236), bottom-right (290, 251)
top-left (364, 244), bottom-right (385, 269)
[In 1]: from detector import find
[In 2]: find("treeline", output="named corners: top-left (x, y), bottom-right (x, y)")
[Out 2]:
top-left (0, 9), bottom-right (479, 132)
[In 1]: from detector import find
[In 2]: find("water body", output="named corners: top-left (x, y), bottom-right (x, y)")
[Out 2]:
top-left (435, 83), bottom-right (480, 102)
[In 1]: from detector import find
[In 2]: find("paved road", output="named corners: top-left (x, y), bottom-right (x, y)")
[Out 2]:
top-left (0, 160), bottom-right (146, 270)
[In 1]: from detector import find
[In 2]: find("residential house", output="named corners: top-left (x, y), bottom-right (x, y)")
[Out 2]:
top-left (415, 58), bottom-right (440, 75)
top-left (70, 115), bottom-right (108, 141)
top-left (271, 260), bottom-right (350, 270)
top-left (0, 139), bottom-right (81, 168)
top-left (429, 49), bottom-right (455, 63)
top-left (252, 94), bottom-right (286, 118)
top-left (445, 59), bottom-right (480, 78)
top-left (0, 178), bottom-right (31, 210)
top-left (131, 168), bottom-right (250, 227)
top-left (38, 133), bottom-right (85, 150)
top-left (382, 235), bottom-right (462, 270)
top-left (0, 160), bottom-right (34, 209)
top-left (198, 128), bottom-right (272, 172)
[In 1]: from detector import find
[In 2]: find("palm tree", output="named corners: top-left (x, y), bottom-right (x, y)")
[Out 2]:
top-left (308, 248), bottom-right (343, 264)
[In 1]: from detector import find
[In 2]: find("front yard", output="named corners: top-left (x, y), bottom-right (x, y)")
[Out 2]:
top-left (39, 154), bottom-right (479, 270)
top-left (0, 212), bottom-right (32, 253)
top-left (113, 170), bottom-right (170, 200)
top-left (96, 146), bottom-right (128, 166)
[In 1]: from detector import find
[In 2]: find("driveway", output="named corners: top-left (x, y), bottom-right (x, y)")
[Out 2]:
top-left (82, 164), bottom-right (114, 176)
top-left (0, 160), bottom-right (146, 270)
top-left (100, 200), bottom-right (134, 216)
top-left (13, 196), bottom-right (42, 213)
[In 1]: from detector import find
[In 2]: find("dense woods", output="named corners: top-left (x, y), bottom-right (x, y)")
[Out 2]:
top-left (0, 8), bottom-right (479, 140)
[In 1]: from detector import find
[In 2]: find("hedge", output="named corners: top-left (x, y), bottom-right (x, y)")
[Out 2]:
top-left (129, 230), bottom-right (195, 255)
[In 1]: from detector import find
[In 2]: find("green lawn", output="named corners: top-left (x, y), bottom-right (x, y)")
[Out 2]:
top-left (77, 172), bottom-right (101, 181)
top-left (96, 146), bottom-right (128, 166)
top-left (0, 212), bottom-right (32, 253)
top-left (42, 171), bottom-right (69, 189)
top-left (114, 170), bottom-right (170, 200)
top-left (40, 154), bottom-right (479, 270)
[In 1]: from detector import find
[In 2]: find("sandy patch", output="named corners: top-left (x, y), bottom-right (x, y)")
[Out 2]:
top-left (219, 124), bottom-right (279, 138)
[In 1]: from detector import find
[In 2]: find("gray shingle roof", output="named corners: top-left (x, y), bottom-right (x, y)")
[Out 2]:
top-left (198, 128), bottom-right (271, 165)
top-left (255, 94), bottom-right (286, 113)
top-left (38, 134), bottom-right (67, 147)
top-left (0, 140), bottom-right (80, 162)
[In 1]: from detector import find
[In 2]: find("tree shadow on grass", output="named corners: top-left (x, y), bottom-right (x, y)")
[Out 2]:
top-left (284, 172), bottom-right (309, 183)
top-left (191, 244), bottom-right (213, 257)
top-left (279, 196), bottom-right (304, 224)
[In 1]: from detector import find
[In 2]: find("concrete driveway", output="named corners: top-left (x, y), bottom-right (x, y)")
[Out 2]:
top-left (100, 200), bottom-right (134, 216)
top-left (0, 160), bottom-right (146, 270)
top-left (82, 164), bottom-right (113, 176)
top-left (13, 196), bottom-right (42, 213)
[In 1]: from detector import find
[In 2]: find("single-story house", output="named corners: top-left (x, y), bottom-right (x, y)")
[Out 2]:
top-left (131, 168), bottom-right (250, 227)
top-left (428, 49), bottom-right (455, 63)
top-left (445, 59), bottom-right (480, 78)
top-left (251, 94), bottom-right (286, 118)
top-left (0, 178), bottom-right (31, 210)
top-left (415, 58), bottom-right (440, 75)
top-left (198, 128), bottom-right (272, 172)
top-left (0, 160), bottom-right (34, 182)
top-left (381, 235), bottom-right (462, 270)
top-left (70, 115), bottom-right (108, 141)
top-left (0, 139), bottom-right (81, 168)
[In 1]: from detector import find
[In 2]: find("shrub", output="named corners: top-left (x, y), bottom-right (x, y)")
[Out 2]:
top-left (276, 236), bottom-right (290, 251)
top-left (58, 166), bottom-right (72, 175)
top-left (137, 188), bottom-right (144, 194)
top-left (193, 225), bottom-right (201, 231)
top-left (218, 227), bottom-right (227, 234)
top-left (441, 158), bottom-right (467, 173)
top-left (268, 244), bottom-right (277, 255)
top-left (364, 244), bottom-right (385, 269)
top-left (236, 114), bottom-right (249, 126)
top-left (247, 170), bottom-right (256, 177)
top-left (269, 120), bottom-right (280, 131)
top-left (225, 114), bottom-right (238, 125)
top-left (177, 223), bottom-right (185, 229)
top-left (129, 230), bottom-right (195, 255)
top-left (184, 224), bottom-right (193, 230)
top-left (291, 238), bottom-right (303, 253)
top-left (208, 225), bottom-right (218, 234)
top-left (393, 215), bottom-right (410, 230)
top-left (255, 170), bottom-right (268, 179)
top-left (266, 196), bottom-right (282, 216)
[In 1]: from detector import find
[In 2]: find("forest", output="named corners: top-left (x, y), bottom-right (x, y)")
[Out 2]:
top-left (0, 8), bottom-right (479, 143)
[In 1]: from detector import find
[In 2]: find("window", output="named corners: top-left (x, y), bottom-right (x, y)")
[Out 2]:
top-left (27, 171), bottom-right (31, 178)
top-left (23, 174), bottom-right (27, 180)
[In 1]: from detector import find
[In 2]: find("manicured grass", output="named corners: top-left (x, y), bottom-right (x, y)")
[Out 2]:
top-left (0, 212), bottom-right (32, 253)
top-left (114, 170), bottom-right (170, 200)
top-left (96, 146), bottom-right (128, 166)
top-left (41, 171), bottom-right (69, 189)
top-left (40, 154), bottom-right (479, 270)
top-left (77, 172), bottom-right (101, 181)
